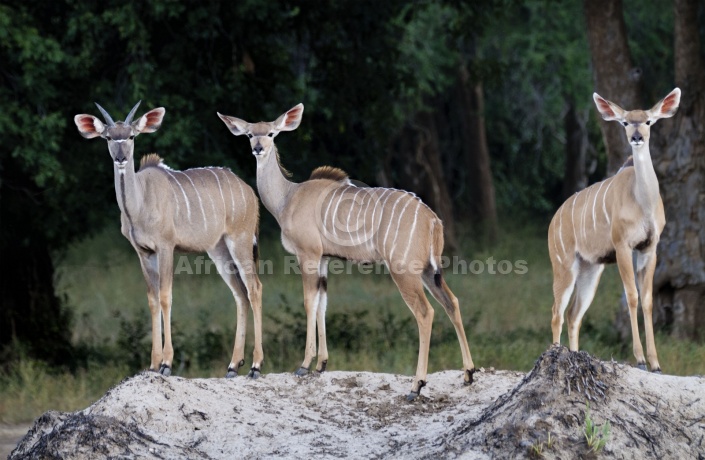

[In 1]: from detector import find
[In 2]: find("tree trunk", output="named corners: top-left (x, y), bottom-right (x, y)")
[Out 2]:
top-left (584, 0), bottom-right (642, 174)
top-left (651, 0), bottom-right (705, 340)
top-left (388, 109), bottom-right (458, 251)
top-left (454, 68), bottom-right (498, 239)
top-left (562, 101), bottom-right (589, 200)
top-left (0, 160), bottom-right (75, 366)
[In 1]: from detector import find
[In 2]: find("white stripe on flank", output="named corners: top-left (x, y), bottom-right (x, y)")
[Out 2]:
top-left (354, 190), bottom-right (369, 246)
top-left (402, 200), bottom-right (421, 261)
top-left (225, 173), bottom-right (237, 223)
top-left (592, 181), bottom-right (605, 231)
top-left (165, 170), bottom-right (191, 221)
top-left (602, 177), bottom-right (614, 225)
top-left (382, 193), bottom-right (406, 256)
top-left (323, 187), bottom-right (342, 238)
top-left (581, 187), bottom-right (591, 244)
top-left (208, 169), bottom-right (227, 214)
top-left (570, 194), bottom-right (578, 249)
top-left (347, 188), bottom-right (363, 240)
top-left (390, 196), bottom-right (414, 261)
top-left (369, 189), bottom-right (392, 250)
top-left (331, 185), bottom-right (351, 237)
top-left (236, 177), bottom-right (246, 207)
top-left (179, 171), bottom-right (208, 231)
top-left (361, 190), bottom-right (376, 246)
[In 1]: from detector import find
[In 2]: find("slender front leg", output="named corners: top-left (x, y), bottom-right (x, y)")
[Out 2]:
top-left (637, 252), bottom-right (661, 372)
top-left (295, 255), bottom-right (322, 376)
top-left (615, 244), bottom-right (646, 369)
top-left (157, 248), bottom-right (175, 375)
top-left (136, 250), bottom-right (162, 372)
top-left (315, 258), bottom-right (330, 373)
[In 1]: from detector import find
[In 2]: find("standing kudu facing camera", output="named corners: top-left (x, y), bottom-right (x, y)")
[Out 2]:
top-left (218, 104), bottom-right (475, 400)
top-left (74, 101), bottom-right (264, 378)
top-left (549, 88), bottom-right (681, 372)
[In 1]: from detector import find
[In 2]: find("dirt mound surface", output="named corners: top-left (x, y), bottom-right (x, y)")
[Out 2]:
top-left (10, 347), bottom-right (705, 459)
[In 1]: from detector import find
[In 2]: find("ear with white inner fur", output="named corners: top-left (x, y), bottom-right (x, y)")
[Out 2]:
top-left (133, 107), bottom-right (165, 134)
top-left (274, 104), bottom-right (304, 132)
top-left (74, 114), bottom-right (105, 139)
top-left (648, 87), bottom-right (681, 121)
top-left (217, 113), bottom-right (250, 136)
top-left (593, 93), bottom-right (626, 121)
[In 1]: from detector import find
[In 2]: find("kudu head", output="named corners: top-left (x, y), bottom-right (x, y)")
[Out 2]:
top-left (593, 88), bottom-right (680, 148)
top-left (74, 101), bottom-right (165, 171)
top-left (217, 104), bottom-right (303, 160)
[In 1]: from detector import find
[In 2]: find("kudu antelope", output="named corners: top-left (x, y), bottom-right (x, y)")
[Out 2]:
top-left (217, 104), bottom-right (475, 400)
top-left (549, 88), bottom-right (681, 372)
top-left (74, 101), bottom-right (263, 378)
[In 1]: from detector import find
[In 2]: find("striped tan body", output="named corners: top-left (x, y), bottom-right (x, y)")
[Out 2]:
top-left (219, 104), bottom-right (475, 399)
top-left (75, 104), bottom-right (263, 379)
top-left (549, 88), bottom-right (680, 373)
top-left (134, 157), bottom-right (259, 254)
top-left (281, 180), bottom-right (440, 269)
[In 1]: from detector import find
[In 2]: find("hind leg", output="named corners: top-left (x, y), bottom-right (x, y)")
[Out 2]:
top-left (423, 269), bottom-right (475, 385)
top-left (566, 262), bottom-right (604, 351)
top-left (389, 270), bottom-right (435, 400)
top-left (551, 258), bottom-right (578, 345)
top-left (208, 239), bottom-right (251, 377)
top-left (225, 235), bottom-right (264, 376)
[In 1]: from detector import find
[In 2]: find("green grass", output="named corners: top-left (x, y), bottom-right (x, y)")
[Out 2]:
top-left (2, 221), bottom-right (704, 423)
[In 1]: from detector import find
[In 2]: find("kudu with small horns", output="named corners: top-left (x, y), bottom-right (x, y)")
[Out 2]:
top-left (218, 104), bottom-right (475, 400)
top-left (74, 101), bottom-right (264, 378)
top-left (549, 88), bottom-right (681, 372)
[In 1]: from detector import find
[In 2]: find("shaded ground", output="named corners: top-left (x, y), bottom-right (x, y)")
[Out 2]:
top-left (9, 347), bottom-right (705, 459)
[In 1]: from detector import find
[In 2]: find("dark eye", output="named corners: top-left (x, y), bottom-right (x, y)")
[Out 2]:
top-left (645, 120), bottom-right (651, 126)
top-left (106, 136), bottom-right (112, 140)
top-left (129, 135), bottom-right (135, 140)
top-left (268, 133), bottom-right (274, 137)
top-left (622, 122), bottom-right (628, 126)
top-left (247, 133), bottom-right (253, 139)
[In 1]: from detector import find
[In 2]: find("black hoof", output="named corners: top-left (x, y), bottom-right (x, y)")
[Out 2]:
top-left (294, 366), bottom-right (310, 377)
top-left (652, 368), bottom-right (662, 374)
top-left (225, 368), bottom-right (237, 378)
top-left (464, 368), bottom-right (476, 386)
top-left (407, 380), bottom-right (426, 401)
top-left (159, 364), bottom-right (171, 376)
top-left (248, 368), bottom-right (261, 379)
top-left (315, 360), bottom-right (328, 374)
top-left (637, 363), bottom-right (647, 371)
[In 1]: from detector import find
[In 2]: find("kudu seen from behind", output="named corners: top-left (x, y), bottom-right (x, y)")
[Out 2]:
top-left (218, 104), bottom-right (475, 400)
top-left (549, 88), bottom-right (681, 372)
top-left (74, 101), bottom-right (264, 378)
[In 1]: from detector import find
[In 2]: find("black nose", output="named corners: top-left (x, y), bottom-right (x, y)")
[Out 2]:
top-left (253, 144), bottom-right (264, 154)
top-left (631, 132), bottom-right (643, 143)
top-left (115, 155), bottom-right (126, 163)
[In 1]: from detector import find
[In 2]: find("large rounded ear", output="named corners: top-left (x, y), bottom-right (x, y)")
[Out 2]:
top-left (274, 103), bottom-right (304, 132)
top-left (593, 93), bottom-right (626, 121)
top-left (74, 114), bottom-right (105, 139)
top-left (648, 87), bottom-right (681, 120)
top-left (133, 107), bottom-right (165, 134)
top-left (217, 112), bottom-right (250, 136)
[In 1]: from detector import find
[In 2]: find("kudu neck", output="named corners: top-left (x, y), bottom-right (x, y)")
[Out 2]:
top-left (631, 142), bottom-right (660, 215)
top-left (113, 158), bottom-right (144, 224)
top-left (256, 146), bottom-right (296, 221)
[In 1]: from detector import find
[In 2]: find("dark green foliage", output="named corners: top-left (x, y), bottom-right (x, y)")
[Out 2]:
top-left (0, 0), bottom-right (686, 368)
